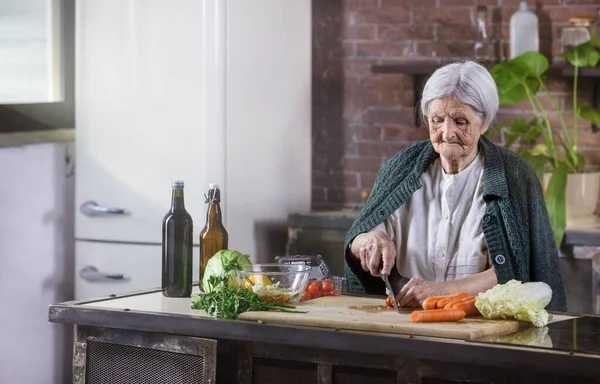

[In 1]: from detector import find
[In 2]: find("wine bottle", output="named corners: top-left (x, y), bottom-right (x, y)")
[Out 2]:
top-left (162, 181), bottom-right (193, 297)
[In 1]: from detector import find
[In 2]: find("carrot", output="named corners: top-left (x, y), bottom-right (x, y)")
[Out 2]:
top-left (422, 295), bottom-right (451, 310)
top-left (436, 292), bottom-right (468, 309)
top-left (410, 308), bottom-right (466, 323)
top-left (454, 301), bottom-right (480, 317)
top-left (445, 295), bottom-right (476, 309)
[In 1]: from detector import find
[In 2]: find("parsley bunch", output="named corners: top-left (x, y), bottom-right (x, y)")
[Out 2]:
top-left (190, 257), bottom-right (306, 319)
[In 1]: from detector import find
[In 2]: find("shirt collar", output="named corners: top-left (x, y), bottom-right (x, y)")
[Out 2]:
top-left (417, 136), bottom-right (508, 199)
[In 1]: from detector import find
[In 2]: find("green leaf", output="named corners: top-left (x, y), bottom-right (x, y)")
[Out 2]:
top-left (523, 119), bottom-right (544, 143)
top-left (514, 51), bottom-right (549, 77)
top-left (530, 143), bottom-right (549, 157)
top-left (579, 105), bottom-right (600, 126)
top-left (562, 38), bottom-right (600, 67)
top-left (524, 154), bottom-right (548, 183)
top-left (544, 164), bottom-right (569, 248)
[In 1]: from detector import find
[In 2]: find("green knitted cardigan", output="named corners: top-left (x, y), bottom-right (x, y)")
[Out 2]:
top-left (343, 135), bottom-right (567, 311)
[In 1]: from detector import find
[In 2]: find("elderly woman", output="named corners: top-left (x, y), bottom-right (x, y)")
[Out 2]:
top-left (343, 60), bottom-right (566, 311)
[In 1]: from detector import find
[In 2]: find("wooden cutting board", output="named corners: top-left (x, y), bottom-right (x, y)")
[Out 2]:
top-left (239, 296), bottom-right (526, 340)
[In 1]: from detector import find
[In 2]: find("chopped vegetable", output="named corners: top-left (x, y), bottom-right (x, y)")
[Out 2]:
top-left (454, 300), bottom-right (480, 317)
top-left (201, 249), bottom-right (252, 293)
top-left (474, 280), bottom-right (553, 327)
top-left (422, 295), bottom-right (448, 310)
top-left (436, 292), bottom-right (468, 308)
top-left (385, 296), bottom-right (395, 308)
top-left (445, 295), bottom-right (476, 309)
top-left (191, 255), bottom-right (307, 319)
top-left (410, 308), bottom-right (466, 323)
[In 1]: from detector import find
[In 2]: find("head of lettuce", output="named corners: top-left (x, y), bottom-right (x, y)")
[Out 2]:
top-left (201, 249), bottom-right (252, 293)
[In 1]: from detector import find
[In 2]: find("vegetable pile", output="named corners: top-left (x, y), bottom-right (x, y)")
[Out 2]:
top-left (191, 250), bottom-right (307, 320)
top-left (474, 280), bottom-right (553, 327)
top-left (384, 280), bottom-right (554, 327)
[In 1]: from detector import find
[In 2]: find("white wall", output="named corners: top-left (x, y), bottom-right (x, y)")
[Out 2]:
top-left (0, 142), bottom-right (75, 384)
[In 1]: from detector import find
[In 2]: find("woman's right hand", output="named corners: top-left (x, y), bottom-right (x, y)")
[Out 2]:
top-left (350, 231), bottom-right (396, 277)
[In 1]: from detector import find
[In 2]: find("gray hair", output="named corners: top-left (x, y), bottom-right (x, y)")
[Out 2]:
top-left (420, 61), bottom-right (499, 132)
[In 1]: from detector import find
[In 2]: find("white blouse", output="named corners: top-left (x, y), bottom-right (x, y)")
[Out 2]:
top-left (370, 151), bottom-right (491, 282)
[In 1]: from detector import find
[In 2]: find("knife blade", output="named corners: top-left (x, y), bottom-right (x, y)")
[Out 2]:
top-left (380, 271), bottom-right (401, 314)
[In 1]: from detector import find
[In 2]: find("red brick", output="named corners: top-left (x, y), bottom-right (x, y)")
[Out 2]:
top-left (380, 88), bottom-right (415, 108)
top-left (546, 77), bottom-right (572, 93)
top-left (356, 42), bottom-right (413, 57)
top-left (332, 41), bottom-right (358, 58)
top-left (313, 170), bottom-right (359, 189)
top-left (361, 73), bottom-right (413, 91)
top-left (381, 0), bottom-right (437, 8)
top-left (437, 24), bottom-right (479, 40)
top-left (343, 0), bottom-right (381, 8)
top-left (343, 59), bottom-right (377, 76)
top-left (439, 0), bottom-right (498, 5)
top-left (311, 188), bottom-right (327, 203)
top-left (343, 91), bottom-right (381, 121)
top-left (564, 0), bottom-right (600, 3)
top-left (578, 149), bottom-right (600, 166)
top-left (415, 41), bottom-right (476, 57)
top-left (383, 124), bottom-right (430, 141)
top-left (359, 172), bottom-right (380, 187)
top-left (379, 25), bottom-right (435, 40)
top-left (342, 155), bottom-right (385, 172)
top-left (365, 107), bottom-right (416, 125)
top-left (413, 7), bottom-right (473, 24)
top-left (342, 25), bottom-right (377, 40)
top-left (544, 7), bottom-right (598, 23)
top-left (348, 124), bottom-right (383, 140)
top-left (352, 7), bottom-right (411, 24)
top-left (357, 141), bottom-right (406, 157)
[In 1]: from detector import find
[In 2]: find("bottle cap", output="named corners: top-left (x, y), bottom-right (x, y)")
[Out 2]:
top-left (209, 183), bottom-right (219, 189)
top-left (172, 181), bottom-right (184, 188)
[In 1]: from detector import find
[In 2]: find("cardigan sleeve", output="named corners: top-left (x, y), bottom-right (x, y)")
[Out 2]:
top-left (525, 168), bottom-right (568, 311)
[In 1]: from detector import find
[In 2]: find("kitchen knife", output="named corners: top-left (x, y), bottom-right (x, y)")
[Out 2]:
top-left (381, 271), bottom-right (401, 314)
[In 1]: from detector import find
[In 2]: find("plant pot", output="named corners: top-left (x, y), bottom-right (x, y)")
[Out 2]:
top-left (544, 171), bottom-right (600, 227)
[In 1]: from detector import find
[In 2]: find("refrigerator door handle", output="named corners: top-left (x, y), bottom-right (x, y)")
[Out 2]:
top-left (80, 201), bottom-right (130, 216)
top-left (79, 266), bottom-right (131, 282)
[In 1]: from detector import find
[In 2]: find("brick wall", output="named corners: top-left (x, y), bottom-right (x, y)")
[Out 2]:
top-left (312, 0), bottom-right (600, 210)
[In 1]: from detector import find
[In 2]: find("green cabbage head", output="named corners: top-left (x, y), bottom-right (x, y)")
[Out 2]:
top-left (474, 280), bottom-right (553, 327)
top-left (201, 249), bottom-right (252, 293)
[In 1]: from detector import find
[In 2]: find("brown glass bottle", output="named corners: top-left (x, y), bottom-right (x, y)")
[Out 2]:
top-left (199, 183), bottom-right (229, 281)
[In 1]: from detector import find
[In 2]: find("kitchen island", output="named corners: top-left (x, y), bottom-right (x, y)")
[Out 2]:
top-left (49, 287), bottom-right (600, 384)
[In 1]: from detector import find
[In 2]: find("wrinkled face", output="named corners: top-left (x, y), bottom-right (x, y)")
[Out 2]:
top-left (427, 97), bottom-right (484, 162)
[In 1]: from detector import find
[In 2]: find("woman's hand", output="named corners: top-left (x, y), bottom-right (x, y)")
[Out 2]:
top-left (350, 231), bottom-right (396, 277)
top-left (395, 277), bottom-right (448, 308)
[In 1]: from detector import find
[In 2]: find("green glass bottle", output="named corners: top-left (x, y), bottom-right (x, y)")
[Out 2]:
top-left (162, 181), bottom-right (193, 297)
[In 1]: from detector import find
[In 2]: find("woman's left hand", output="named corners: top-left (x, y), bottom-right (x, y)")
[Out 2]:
top-left (395, 277), bottom-right (447, 308)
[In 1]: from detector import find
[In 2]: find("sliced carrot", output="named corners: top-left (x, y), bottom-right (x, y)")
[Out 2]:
top-left (454, 301), bottom-right (480, 317)
top-left (445, 295), bottom-right (476, 309)
top-left (410, 308), bottom-right (466, 323)
top-left (422, 295), bottom-right (451, 310)
top-left (436, 293), bottom-right (468, 309)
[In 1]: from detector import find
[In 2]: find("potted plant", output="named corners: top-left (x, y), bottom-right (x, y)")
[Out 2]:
top-left (489, 32), bottom-right (600, 248)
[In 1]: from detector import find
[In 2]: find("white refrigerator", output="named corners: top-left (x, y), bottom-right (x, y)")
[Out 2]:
top-left (74, 0), bottom-right (312, 299)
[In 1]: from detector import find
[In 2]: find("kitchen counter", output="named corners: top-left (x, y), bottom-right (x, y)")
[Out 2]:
top-left (49, 287), bottom-right (600, 384)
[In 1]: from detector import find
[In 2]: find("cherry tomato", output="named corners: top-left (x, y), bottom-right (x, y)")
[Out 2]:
top-left (301, 292), bottom-right (312, 301)
top-left (322, 280), bottom-right (333, 292)
top-left (307, 282), bottom-right (320, 296)
top-left (312, 281), bottom-right (323, 291)
top-left (322, 290), bottom-right (335, 296)
top-left (330, 289), bottom-right (339, 296)
top-left (385, 296), bottom-right (394, 308)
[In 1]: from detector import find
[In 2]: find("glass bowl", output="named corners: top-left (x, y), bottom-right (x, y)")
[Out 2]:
top-left (238, 263), bottom-right (312, 304)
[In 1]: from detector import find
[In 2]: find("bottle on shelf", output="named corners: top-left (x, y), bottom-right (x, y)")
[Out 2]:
top-left (199, 183), bottom-right (229, 282)
top-left (474, 5), bottom-right (494, 62)
top-left (509, 1), bottom-right (539, 59)
top-left (161, 181), bottom-right (193, 297)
